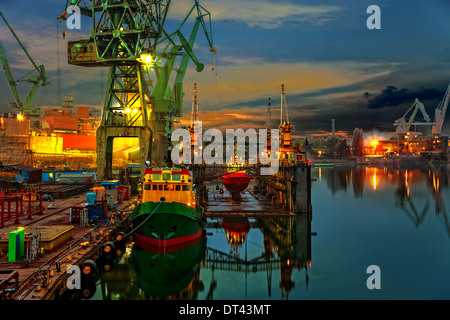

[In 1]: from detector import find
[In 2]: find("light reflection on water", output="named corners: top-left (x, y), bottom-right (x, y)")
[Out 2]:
top-left (73, 164), bottom-right (450, 300)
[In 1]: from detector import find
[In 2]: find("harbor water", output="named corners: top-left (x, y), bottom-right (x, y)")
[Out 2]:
top-left (69, 165), bottom-right (450, 300)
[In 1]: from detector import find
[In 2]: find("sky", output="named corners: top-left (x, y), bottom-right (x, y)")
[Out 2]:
top-left (1, 0), bottom-right (450, 137)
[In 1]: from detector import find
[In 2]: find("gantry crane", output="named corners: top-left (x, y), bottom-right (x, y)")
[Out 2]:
top-left (431, 83), bottom-right (450, 135)
top-left (0, 11), bottom-right (50, 117)
top-left (59, 0), bottom-right (216, 179)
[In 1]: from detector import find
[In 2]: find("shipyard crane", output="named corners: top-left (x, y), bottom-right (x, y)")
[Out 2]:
top-left (266, 97), bottom-right (271, 130)
top-left (59, 0), bottom-right (216, 179)
top-left (394, 98), bottom-right (431, 135)
top-left (279, 84), bottom-right (294, 148)
top-left (190, 82), bottom-right (199, 131)
top-left (431, 83), bottom-right (450, 135)
top-left (0, 11), bottom-right (50, 117)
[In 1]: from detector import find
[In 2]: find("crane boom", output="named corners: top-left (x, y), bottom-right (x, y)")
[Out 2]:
top-left (0, 41), bottom-right (21, 108)
top-left (432, 83), bottom-right (450, 135)
top-left (0, 11), bottom-right (50, 117)
top-left (394, 98), bottom-right (430, 135)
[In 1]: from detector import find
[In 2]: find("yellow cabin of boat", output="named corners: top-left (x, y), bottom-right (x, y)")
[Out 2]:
top-left (141, 167), bottom-right (195, 206)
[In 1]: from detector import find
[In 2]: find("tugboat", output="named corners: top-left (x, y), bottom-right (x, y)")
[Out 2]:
top-left (131, 167), bottom-right (205, 249)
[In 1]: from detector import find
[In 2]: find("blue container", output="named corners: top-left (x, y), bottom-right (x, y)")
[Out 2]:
top-left (100, 180), bottom-right (121, 190)
top-left (87, 204), bottom-right (104, 221)
top-left (86, 192), bottom-right (97, 205)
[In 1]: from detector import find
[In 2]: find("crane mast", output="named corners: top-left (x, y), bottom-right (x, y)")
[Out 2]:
top-left (190, 83), bottom-right (199, 128)
top-left (266, 97), bottom-right (271, 130)
top-left (432, 83), bottom-right (450, 135)
top-left (279, 84), bottom-right (294, 148)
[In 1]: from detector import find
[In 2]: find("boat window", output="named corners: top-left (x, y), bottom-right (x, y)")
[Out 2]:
top-left (158, 185), bottom-right (163, 191)
top-left (182, 185), bottom-right (190, 191)
top-left (172, 174), bottom-right (181, 181)
top-left (164, 185), bottom-right (169, 191)
top-left (152, 174), bottom-right (161, 181)
top-left (175, 185), bottom-right (181, 191)
top-left (152, 184), bottom-right (158, 191)
top-left (163, 172), bottom-right (171, 181)
top-left (144, 184), bottom-right (151, 190)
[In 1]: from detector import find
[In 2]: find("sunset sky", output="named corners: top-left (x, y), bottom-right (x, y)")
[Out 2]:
top-left (1, 0), bottom-right (450, 137)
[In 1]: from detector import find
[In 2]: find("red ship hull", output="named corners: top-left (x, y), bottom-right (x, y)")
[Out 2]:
top-left (222, 171), bottom-right (250, 200)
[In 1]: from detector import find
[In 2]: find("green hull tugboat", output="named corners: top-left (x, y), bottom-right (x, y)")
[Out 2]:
top-left (132, 167), bottom-right (205, 250)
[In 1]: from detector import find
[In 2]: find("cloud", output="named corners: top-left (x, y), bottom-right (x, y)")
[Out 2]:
top-left (364, 86), bottom-right (446, 110)
top-left (169, 0), bottom-right (342, 29)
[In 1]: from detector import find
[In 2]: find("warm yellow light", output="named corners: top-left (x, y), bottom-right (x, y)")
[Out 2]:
top-left (138, 53), bottom-right (154, 65)
top-left (372, 173), bottom-right (377, 190)
top-left (17, 114), bottom-right (24, 121)
top-left (371, 139), bottom-right (378, 147)
top-left (125, 108), bottom-right (131, 114)
top-left (132, 109), bottom-right (138, 114)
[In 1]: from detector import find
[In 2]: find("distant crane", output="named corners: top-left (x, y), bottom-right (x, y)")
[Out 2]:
top-left (431, 83), bottom-right (450, 135)
top-left (266, 97), bottom-right (271, 130)
top-left (188, 83), bottom-right (200, 160)
top-left (0, 11), bottom-right (50, 117)
top-left (394, 98), bottom-right (431, 135)
top-left (190, 83), bottom-right (199, 129)
top-left (279, 84), bottom-right (294, 148)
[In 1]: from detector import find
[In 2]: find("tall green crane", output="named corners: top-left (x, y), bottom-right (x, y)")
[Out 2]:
top-left (0, 11), bottom-right (50, 117)
top-left (60, 0), bottom-right (215, 179)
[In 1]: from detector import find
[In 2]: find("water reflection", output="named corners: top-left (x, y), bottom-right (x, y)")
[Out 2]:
top-left (129, 236), bottom-right (205, 300)
top-left (203, 214), bottom-right (312, 300)
top-left (70, 164), bottom-right (450, 300)
top-left (317, 164), bottom-right (450, 236)
top-left (78, 213), bottom-right (313, 300)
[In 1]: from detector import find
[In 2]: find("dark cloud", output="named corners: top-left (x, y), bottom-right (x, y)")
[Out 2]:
top-left (365, 86), bottom-right (445, 109)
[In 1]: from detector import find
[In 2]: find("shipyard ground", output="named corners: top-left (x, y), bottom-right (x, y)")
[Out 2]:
top-left (0, 190), bottom-right (137, 300)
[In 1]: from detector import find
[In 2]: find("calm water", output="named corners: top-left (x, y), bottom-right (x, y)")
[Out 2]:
top-left (72, 164), bottom-right (450, 300)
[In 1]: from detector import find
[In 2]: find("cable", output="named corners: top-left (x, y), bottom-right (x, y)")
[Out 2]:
top-left (92, 201), bottom-right (163, 247)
